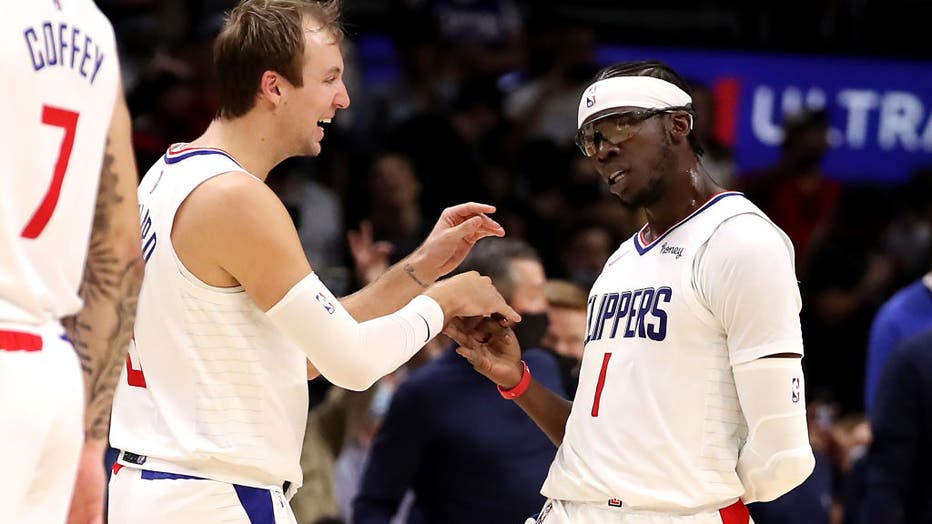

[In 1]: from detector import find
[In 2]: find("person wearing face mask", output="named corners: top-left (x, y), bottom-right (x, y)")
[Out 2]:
top-left (353, 238), bottom-right (566, 524)
top-left (541, 280), bottom-right (589, 399)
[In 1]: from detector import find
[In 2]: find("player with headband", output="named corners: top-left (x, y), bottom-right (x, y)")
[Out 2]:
top-left (455, 60), bottom-right (815, 524)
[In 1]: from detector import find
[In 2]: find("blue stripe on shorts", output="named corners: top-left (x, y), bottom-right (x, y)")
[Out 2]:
top-left (139, 470), bottom-right (204, 481)
top-left (233, 484), bottom-right (275, 524)
top-left (137, 468), bottom-right (275, 523)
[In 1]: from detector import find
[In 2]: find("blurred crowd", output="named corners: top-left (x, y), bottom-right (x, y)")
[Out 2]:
top-left (98, 1), bottom-right (932, 523)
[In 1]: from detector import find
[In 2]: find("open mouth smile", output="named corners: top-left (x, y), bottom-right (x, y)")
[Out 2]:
top-left (607, 170), bottom-right (627, 185)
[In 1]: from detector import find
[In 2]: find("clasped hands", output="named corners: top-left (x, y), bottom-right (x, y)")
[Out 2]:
top-left (445, 315), bottom-right (526, 390)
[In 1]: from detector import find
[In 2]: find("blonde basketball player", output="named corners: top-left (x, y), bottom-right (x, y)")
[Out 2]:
top-left (107, 1), bottom-right (519, 523)
top-left (455, 61), bottom-right (815, 524)
top-left (0, 1), bottom-right (144, 523)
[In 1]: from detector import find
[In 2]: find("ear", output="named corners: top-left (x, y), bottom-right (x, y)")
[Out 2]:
top-left (668, 111), bottom-right (693, 144)
top-left (258, 70), bottom-right (284, 106)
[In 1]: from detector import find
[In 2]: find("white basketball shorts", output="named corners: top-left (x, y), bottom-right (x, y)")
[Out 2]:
top-left (108, 464), bottom-right (297, 524)
top-left (0, 326), bottom-right (84, 524)
top-left (528, 499), bottom-right (755, 524)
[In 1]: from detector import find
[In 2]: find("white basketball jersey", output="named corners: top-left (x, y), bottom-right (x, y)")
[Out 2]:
top-left (0, 0), bottom-right (119, 328)
top-left (541, 191), bottom-right (802, 511)
top-left (109, 145), bottom-right (309, 491)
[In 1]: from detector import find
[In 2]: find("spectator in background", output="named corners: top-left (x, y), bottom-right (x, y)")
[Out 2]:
top-left (541, 279), bottom-right (588, 399)
top-left (371, 9), bottom-right (454, 130)
top-left (557, 217), bottom-right (615, 291)
top-left (128, 62), bottom-right (215, 169)
top-left (333, 380), bottom-right (397, 521)
top-left (363, 152), bottom-right (429, 264)
top-left (504, 23), bottom-right (597, 146)
top-left (291, 210), bottom-right (453, 524)
top-left (268, 157), bottom-right (349, 293)
top-left (386, 76), bottom-right (506, 218)
top-left (802, 185), bottom-right (897, 413)
top-left (861, 329), bottom-right (932, 524)
top-left (353, 238), bottom-right (565, 524)
top-left (864, 268), bottom-right (932, 414)
top-left (398, 0), bottom-right (525, 78)
top-left (741, 108), bottom-right (839, 273)
top-left (881, 168), bottom-right (932, 285)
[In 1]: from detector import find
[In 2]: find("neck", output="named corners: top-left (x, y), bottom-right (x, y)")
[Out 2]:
top-left (187, 114), bottom-right (288, 181)
top-left (642, 160), bottom-right (723, 243)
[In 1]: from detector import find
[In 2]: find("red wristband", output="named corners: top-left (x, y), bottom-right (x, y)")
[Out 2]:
top-left (497, 360), bottom-right (531, 399)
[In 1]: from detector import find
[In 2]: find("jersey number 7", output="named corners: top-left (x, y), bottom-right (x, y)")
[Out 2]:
top-left (21, 105), bottom-right (80, 239)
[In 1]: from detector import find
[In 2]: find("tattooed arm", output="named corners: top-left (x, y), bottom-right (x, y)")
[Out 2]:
top-left (63, 81), bottom-right (144, 524)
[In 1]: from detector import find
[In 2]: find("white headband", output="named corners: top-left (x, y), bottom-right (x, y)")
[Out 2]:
top-left (577, 76), bottom-right (692, 128)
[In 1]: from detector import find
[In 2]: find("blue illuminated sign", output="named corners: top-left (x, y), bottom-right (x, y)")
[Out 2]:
top-left (597, 46), bottom-right (932, 183)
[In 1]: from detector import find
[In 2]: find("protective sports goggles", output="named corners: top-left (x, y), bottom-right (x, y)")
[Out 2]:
top-left (574, 109), bottom-right (669, 157)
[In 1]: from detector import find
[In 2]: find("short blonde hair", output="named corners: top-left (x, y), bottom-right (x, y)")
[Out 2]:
top-left (545, 280), bottom-right (588, 310)
top-left (214, 0), bottom-right (344, 118)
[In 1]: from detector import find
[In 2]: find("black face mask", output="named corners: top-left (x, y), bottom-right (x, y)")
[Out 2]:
top-left (512, 311), bottom-right (549, 350)
top-left (550, 352), bottom-right (581, 377)
top-left (550, 351), bottom-right (581, 399)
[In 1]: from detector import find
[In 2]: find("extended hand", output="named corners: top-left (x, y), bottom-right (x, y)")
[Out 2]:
top-left (448, 316), bottom-right (525, 388)
top-left (347, 220), bottom-right (393, 285)
top-left (413, 203), bottom-right (504, 280)
top-left (425, 272), bottom-right (521, 324)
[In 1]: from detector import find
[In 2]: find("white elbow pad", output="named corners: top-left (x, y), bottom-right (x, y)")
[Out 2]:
top-left (266, 273), bottom-right (444, 391)
top-left (733, 357), bottom-right (815, 503)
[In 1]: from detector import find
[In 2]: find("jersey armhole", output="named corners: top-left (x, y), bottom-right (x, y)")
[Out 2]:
top-left (166, 170), bottom-right (254, 296)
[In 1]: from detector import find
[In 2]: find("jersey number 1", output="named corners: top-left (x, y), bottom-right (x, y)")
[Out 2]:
top-left (21, 105), bottom-right (80, 239)
top-left (591, 352), bottom-right (612, 417)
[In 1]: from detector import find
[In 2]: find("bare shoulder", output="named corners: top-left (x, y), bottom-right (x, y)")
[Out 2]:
top-left (173, 171), bottom-right (303, 288)
top-left (177, 171), bottom-right (293, 235)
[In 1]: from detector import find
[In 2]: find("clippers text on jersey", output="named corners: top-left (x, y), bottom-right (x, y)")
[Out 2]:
top-left (585, 287), bottom-right (672, 343)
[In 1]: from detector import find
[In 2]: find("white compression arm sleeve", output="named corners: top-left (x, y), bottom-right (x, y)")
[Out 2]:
top-left (266, 272), bottom-right (444, 391)
top-left (733, 357), bottom-right (815, 503)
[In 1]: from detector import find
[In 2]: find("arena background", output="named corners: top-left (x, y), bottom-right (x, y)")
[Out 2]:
top-left (96, 1), bottom-right (932, 523)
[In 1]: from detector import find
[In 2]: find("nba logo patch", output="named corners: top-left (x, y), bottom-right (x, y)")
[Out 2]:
top-left (608, 498), bottom-right (623, 508)
top-left (315, 292), bottom-right (336, 314)
top-left (586, 86), bottom-right (597, 108)
top-left (791, 377), bottom-right (800, 403)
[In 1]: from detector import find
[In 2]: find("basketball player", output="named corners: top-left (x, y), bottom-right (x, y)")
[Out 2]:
top-left (454, 61), bottom-right (815, 524)
top-left (0, 1), bottom-right (144, 523)
top-left (107, 1), bottom-right (519, 523)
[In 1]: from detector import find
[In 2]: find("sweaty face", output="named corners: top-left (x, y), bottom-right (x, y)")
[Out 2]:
top-left (281, 27), bottom-right (350, 157)
top-left (582, 107), bottom-right (677, 208)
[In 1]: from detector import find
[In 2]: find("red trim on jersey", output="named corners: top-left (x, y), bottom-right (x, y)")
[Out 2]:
top-left (165, 143), bottom-right (234, 158)
top-left (0, 330), bottom-right (43, 352)
top-left (112, 463), bottom-right (124, 475)
top-left (635, 191), bottom-right (743, 250)
top-left (718, 500), bottom-right (750, 524)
